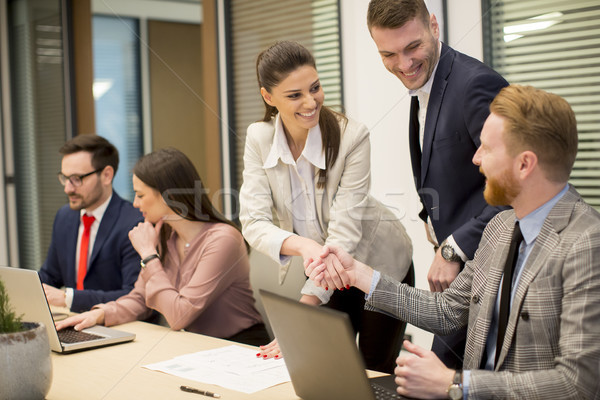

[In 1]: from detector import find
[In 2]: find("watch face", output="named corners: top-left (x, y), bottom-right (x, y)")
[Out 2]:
top-left (442, 245), bottom-right (454, 260)
top-left (448, 385), bottom-right (463, 400)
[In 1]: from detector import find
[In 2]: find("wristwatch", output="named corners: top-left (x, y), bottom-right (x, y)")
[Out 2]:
top-left (140, 253), bottom-right (160, 268)
top-left (440, 240), bottom-right (462, 263)
top-left (447, 370), bottom-right (463, 400)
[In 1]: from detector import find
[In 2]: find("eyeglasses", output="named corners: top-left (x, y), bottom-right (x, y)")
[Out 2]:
top-left (57, 168), bottom-right (103, 187)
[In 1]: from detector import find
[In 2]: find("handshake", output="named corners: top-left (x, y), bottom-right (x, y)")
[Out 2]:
top-left (303, 246), bottom-right (375, 295)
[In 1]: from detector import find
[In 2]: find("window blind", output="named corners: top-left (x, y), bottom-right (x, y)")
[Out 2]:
top-left (483, 0), bottom-right (600, 209)
top-left (227, 0), bottom-right (342, 191)
top-left (8, 0), bottom-right (69, 269)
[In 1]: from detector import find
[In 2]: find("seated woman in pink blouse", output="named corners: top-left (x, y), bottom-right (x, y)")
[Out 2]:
top-left (56, 148), bottom-right (268, 346)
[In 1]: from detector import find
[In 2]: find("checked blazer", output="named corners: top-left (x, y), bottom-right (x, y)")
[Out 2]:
top-left (366, 185), bottom-right (600, 399)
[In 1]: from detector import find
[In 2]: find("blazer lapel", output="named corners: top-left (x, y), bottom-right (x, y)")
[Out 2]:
top-left (495, 187), bottom-right (578, 367)
top-left (495, 232), bottom-right (554, 368)
top-left (421, 43), bottom-right (454, 186)
top-left (89, 194), bottom-right (119, 268)
top-left (269, 163), bottom-right (293, 232)
top-left (65, 211), bottom-right (82, 286)
top-left (470, 216), bottom-right (514, 368)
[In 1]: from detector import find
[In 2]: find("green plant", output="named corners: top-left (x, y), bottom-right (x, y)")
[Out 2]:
top-left (0, 278), bottom-right (23, 333)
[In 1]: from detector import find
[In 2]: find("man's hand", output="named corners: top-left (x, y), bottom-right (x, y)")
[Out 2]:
top-left (305, 245), bottom-right (373, 293)
top-left (427, 249), bottom-right (461, 292)
top-left (43, 283), bottom-right (67, 307)
top-left (394, 340), bottom-right (455, 399)
top-left (304, 252), bottom-right (349, 291)
top-left (281, 236), bottom-right (346, 290)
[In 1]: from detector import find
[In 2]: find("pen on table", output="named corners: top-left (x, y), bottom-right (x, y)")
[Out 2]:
top-left (180, 385), bottom-right (221, 398)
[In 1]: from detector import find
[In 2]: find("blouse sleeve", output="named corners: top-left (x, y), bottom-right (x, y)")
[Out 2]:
top-left (97, 271), bottom-right (153, 326)
top-left (138, 228), bottom-right (248, 331)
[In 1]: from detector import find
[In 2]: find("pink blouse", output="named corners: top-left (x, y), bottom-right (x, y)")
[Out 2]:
top-left (97, 222), bottom-right (262, 339)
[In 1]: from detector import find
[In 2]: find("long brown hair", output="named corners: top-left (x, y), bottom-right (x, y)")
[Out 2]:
top-left (133, 148), bottom-right (247, 257)
top-left (256, 41), bottom-right (346, 188)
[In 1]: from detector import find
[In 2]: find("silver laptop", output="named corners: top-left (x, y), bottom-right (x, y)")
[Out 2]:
top-left (260, 289), bottom-right (408, 400)
top-left (0, 266), bottom-right (135, 353)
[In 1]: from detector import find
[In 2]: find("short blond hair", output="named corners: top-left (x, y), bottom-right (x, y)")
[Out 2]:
top-left (490, 85), bottom-right (577, 183)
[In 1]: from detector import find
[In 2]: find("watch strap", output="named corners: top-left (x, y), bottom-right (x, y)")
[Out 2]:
top-left (441, 240), bottom-right (463, 263)
top-left (140, 253), bottom-right (160, 268)
top-left (447, 370), bottom-right (463, 400)
top-left (453, 370), bottom-right (463, 385)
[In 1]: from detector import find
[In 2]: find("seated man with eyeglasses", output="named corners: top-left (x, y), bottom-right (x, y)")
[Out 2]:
top-left (39, 135), bottom-right (143, 312)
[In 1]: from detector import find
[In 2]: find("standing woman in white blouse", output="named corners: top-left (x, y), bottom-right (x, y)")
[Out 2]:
top-left (239, 41), bottom-right (413, 373)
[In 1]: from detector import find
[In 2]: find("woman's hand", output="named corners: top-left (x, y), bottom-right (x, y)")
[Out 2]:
top-left (281, 236), bottom-right (348, 290)
top-left (306, 245), bottom-right (374, 293)
top-left (304, 252), bottom-right (349, 291)
top-left (256, 338), bottom-right (282, 360)
top-left (129, 219), bottom-right (163, 258)
top-left (256, 294), bottom-right (322, 360)
top-left (55, 308), bottom-right (105, 331)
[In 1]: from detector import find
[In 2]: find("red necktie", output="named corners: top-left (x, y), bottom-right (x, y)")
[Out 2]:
top-left (77, 214), bottom-right (95, 290)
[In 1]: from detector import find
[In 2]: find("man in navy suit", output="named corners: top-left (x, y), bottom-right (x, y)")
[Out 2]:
top-left (367, 0), bottom-right (508, 368)
top-left (39, 135), bottom-right (143, 312)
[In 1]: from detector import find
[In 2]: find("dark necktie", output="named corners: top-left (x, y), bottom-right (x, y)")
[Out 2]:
top-left (77, 214), bottom-right (95, 290)
top-left (495, 221), bottom-right (523, 366)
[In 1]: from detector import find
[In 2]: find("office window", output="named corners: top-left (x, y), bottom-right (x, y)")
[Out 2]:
top-left (92, 15), bottom-right (142, 201)
top-left (8, 0), bottom-right (69, 269)
top-left (483, 1), bottom-right (600, 209)
top-left (226, 0), bottom-right (343, 194)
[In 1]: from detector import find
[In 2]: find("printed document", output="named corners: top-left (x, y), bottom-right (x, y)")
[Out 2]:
top-left (143, 345), bottom-right (291, 394)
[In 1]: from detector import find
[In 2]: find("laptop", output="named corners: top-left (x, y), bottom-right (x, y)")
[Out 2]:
top-left (0, 266), bottom-right (135, 353)
top-left (260, 289), bottom-right (410, 400)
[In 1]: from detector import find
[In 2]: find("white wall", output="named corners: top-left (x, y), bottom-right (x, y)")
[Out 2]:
top-left (340, 0), bottom-right (483, 351)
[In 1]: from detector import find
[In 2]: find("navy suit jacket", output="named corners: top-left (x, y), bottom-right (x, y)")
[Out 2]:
top-left (39, 192), bottom-right (143, 312)
top-left (410, 43), bottom-right (509, 258)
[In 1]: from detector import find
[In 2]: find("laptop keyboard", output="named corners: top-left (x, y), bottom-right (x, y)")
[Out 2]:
top-left (58, 327), bottom-right (104, 344)
top-left (371, 382), bottom-right (404, 400)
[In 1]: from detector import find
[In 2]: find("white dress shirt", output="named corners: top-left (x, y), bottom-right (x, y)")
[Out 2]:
top-left (65, 193), bottom-right (112, 308)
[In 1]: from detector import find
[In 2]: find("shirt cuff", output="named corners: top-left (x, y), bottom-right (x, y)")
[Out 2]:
top-left (300, 279), bottom-right (332, 304)
top-left (462, 370), bottom-right (470, 400)
top-left (65, 287), bottom-right (74, 309)
top-left (446, 235), bottom-right (468, 263)
top-left (365, 270), bottom-right (381, 300)
top-left (274, 231), bottom-right (296, 265)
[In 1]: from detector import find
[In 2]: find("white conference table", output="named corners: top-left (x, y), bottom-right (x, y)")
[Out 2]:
top-left (48, 320), bottom-right (301, 399)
